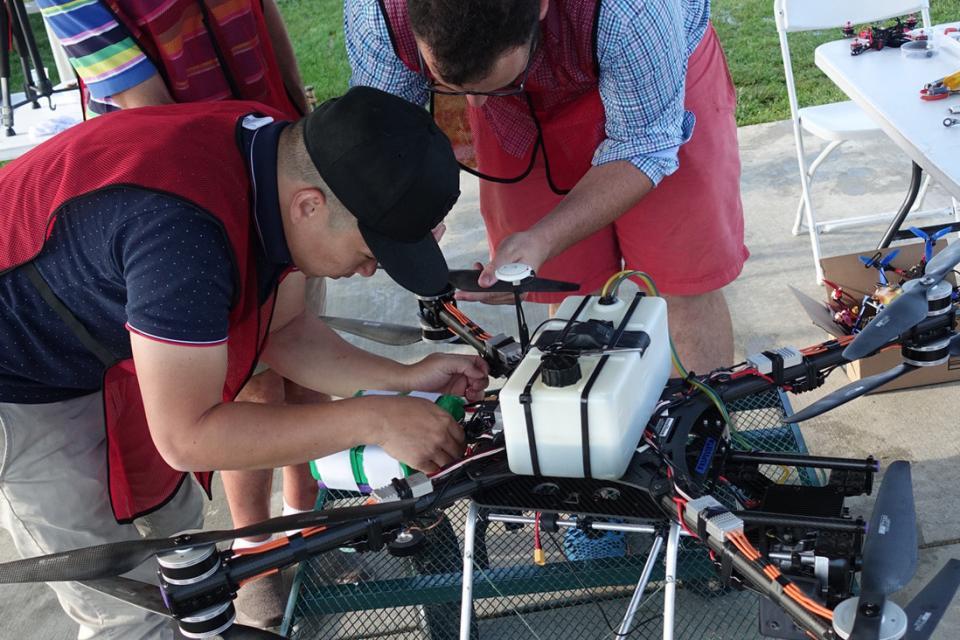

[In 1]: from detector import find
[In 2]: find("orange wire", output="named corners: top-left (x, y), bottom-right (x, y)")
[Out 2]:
top-left (727, 532), bottom-right (833, 620)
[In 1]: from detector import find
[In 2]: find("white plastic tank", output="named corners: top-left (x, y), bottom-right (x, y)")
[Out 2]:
top-left (499, 294), bottom-right (671, 479)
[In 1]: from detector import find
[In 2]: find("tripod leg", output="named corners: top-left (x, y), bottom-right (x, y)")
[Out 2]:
top-left (10, 0), bottom-right (51, 99)
top-left (0, 0), bottom-right (13, 135)
top-left (6, 0), bottom-right (37, 107)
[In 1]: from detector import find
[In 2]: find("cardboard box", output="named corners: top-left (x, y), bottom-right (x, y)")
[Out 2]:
top-left (815, 242), bottom-right (960, 393)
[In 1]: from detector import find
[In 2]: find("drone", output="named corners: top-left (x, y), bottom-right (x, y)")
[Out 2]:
top-left (1, 246), bottom-right (960, 640)
top-left (842, 16), bottom-right (921, 56)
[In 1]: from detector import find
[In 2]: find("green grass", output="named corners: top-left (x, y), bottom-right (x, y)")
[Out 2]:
top-left (284, 0), bottom-right (960, 126)
top-left (12, 1), bottom-right (960, 127)
top-left (713, 0), bottom-right (960, 125)
top-left (278, 0), bottom-right (350, 103)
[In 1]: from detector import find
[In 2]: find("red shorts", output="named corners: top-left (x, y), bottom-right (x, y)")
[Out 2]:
top-left (478, 24), bottom-right (749, 303)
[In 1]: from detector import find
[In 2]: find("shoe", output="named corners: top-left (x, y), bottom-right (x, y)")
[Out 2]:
top-left (234, 571), bottom-right (286, 629)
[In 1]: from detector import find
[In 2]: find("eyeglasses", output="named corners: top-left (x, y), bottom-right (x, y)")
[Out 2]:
top-left (416, 33), bottom-right (538, 97)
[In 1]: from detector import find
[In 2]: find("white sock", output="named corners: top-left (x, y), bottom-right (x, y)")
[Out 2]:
top-left (282, 499), bottom-right (311, 517)
top-left (232, 534), bottom-right (274, 551)
top-left (283, 499), bottom-right (312, 537)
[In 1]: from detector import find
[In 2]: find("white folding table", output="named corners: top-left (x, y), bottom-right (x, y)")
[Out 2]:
top-left (815, 35), bottom-right (960, 246)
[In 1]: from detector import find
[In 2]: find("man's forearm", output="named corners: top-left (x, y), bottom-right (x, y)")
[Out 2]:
top-left (167, 396), bottom-right (382, 471)
top-left (111, 73), bottom-right (175, 109)
top-left (262, 311), bottom-right (412, 397)
top-left (534, 160), bottom-right (653, 261)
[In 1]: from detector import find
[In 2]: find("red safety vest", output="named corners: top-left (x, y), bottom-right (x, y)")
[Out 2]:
top-left (380, 0), bottom-right (603, 194)
top-left (103, 0), bottom-right (301, 118)
top-left (0, 101), bottom-right (284, 522)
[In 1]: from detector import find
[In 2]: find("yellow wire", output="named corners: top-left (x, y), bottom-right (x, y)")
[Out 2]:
top-left (601, 270), bottom-right (753, 448)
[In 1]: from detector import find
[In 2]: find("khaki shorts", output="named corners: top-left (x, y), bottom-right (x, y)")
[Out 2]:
top-left (0, 392), bottom-right (204, 638)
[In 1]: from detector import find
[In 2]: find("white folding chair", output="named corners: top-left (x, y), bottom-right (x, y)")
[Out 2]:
top-left (775, 0), bottom-right (938, 282)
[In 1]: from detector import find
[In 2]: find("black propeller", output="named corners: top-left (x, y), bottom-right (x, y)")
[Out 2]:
top-left (0, 500), bottom-right (413, 584)
top-left (787, 363), bottom-right (919, 423)
top-left (844, 240), bottom-right (960, 361)
top-left (902, 558), bottom-right (960, 640)
top-left (848, 461), bottom-right (918, 640)
top-left (321, 315), bottom-right (423, 346)
top-left (448, 269), bottom-right (578, 294)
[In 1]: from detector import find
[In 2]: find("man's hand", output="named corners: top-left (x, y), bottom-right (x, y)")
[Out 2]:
top-left (366, 395), bottom-right (466, 472)
top-left (453, 231), bottom-right (548, 304)
top-left (403, 353), bottom-right (489, 402)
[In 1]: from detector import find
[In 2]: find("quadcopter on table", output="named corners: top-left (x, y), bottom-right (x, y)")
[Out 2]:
top-left (2, 247), bottom-right (960, 640)
top-left (841, 15), bottom-right (924, 56)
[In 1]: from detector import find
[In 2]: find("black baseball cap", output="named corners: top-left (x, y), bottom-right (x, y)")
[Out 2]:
top-left (302, 86), bottom-right (460, 296)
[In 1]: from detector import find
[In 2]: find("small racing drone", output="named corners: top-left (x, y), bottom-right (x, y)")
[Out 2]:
top-left (842, 15), bottom-right (921, 56)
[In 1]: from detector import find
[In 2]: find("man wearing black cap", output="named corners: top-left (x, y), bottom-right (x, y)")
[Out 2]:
top-left (0, 86), bottom-right (484, 638)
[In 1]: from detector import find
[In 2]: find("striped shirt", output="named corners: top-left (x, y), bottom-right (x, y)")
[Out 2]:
top-left (36, 0), bottom-right (156, 111)
top-left (37, 0), bottom-right (284, 114)
top-left (345, 0), bottom-right (710, 185)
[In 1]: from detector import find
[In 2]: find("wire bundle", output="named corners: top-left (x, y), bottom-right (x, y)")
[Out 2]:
top-left (442, 301), bottom-right (491, 340)
top-left (725, 531), bottom-right (834, 622)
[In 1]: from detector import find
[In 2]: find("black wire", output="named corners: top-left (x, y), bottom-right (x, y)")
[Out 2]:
top-left (545, 532), bottom-right (657, 638)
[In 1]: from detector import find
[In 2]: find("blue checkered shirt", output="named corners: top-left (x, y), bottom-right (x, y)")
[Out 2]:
top-left (344, 0), bottom-right (710, 185)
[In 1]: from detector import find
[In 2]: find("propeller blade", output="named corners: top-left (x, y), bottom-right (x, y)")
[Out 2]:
top-left (0, 500), bottom-right (414, 584)
top-left (924, 239), bottom-right (960, 282)
top-left (843, 279), bottom-right (929, 361)
top-left (321, 316), bottom-right (423, 346)
top-left (880, 248), bottom-right (901, 267)
top-left (861, 462), bottom-right (919, 597)
top-left (448, 269), bottom-right (579, 293)
top-left (849, 462), bottom-right (919, 640)
top-left (788, 285), bottom-right (846, 339)
top-left (902, 559), bottom-right (960, 640)
top-left (80, 577), bottom-right (171, 616)
top-left (787, 363), bottom-right (919, 423)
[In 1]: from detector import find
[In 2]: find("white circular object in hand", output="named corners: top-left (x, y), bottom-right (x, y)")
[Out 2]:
top-left (495, 263), bottom-right (533, 283)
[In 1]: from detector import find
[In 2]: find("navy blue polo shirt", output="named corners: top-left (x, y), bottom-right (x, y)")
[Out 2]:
top-left (0, 117), bottom-right (292, 403)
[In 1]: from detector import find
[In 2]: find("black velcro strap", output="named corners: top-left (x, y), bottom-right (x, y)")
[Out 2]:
top-left (21, 262), bottom-right (117, 367)
top-left (579, 355), bottom-right (608, 479)
top-left (285, 532), bottom-right (312, 564)
top-left (720, 548), bottom-right (735, 586)
top-left (609, 293), bottom-right (642, 348)
top-left (367, 522), bottom-right (383, 552)
top-left (762, 350), bottom-right (785, 385)
top-left (521, 364), bottom-right (543, 475)
top-left (391, 477), bottom-right (412, 500)
top-left (697, 513), bottom-right (710, 541)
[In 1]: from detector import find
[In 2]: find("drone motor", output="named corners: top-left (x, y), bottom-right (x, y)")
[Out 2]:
top-left (157, 543), bottom-right (236, 639)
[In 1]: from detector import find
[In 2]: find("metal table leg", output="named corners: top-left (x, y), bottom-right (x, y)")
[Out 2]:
top-left (878, 161), bottom-right (923, 249)
top-left (459, 501), bottom-right (478, 640)
top-left (662, 522), bottom-right (682, 640)
top-left (616, 533), bottom-right (665, 637)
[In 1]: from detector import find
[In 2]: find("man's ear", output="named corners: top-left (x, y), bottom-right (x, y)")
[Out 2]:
top-left (539, 0), bottom-right (549, 20)
top-left (288, 187), bottom-right (326, 226)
